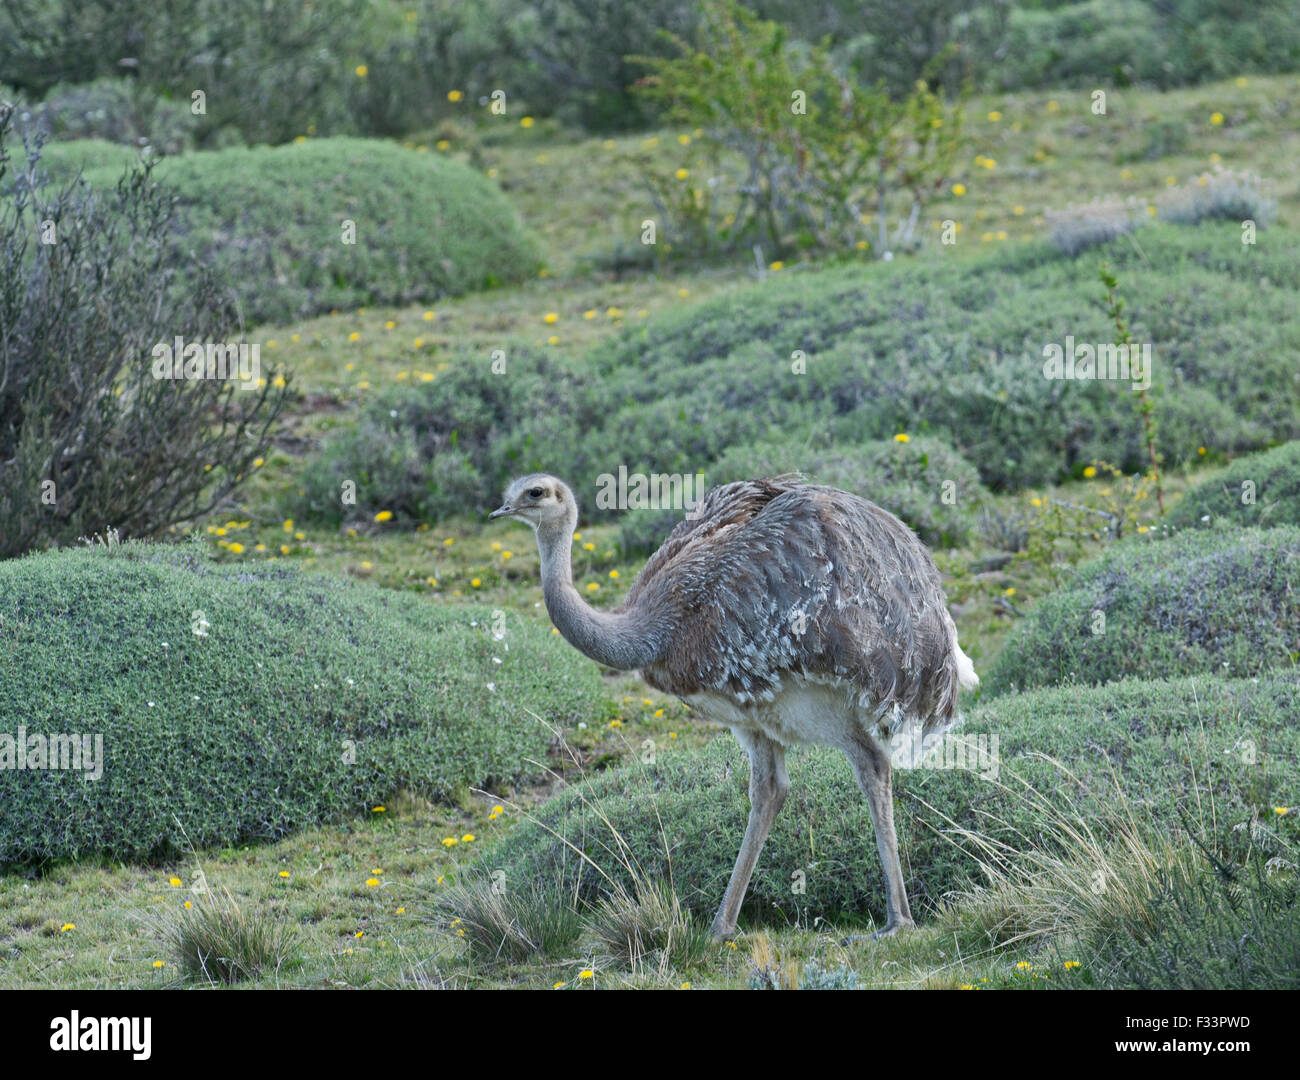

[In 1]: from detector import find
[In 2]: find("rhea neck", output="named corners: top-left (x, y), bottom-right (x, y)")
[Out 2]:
top-left (533, 505), bottom-right (662, 671)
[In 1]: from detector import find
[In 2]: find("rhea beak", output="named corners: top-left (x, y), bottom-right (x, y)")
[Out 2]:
top-left (489, 504), bottom-right (514, 520)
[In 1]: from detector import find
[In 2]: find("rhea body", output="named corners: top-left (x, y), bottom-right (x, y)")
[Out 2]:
top-left (490, 472), bottom-right (978, 939)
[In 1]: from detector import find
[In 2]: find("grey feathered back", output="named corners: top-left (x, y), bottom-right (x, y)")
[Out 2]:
top-left (618, 477), bottom-right (962, 725)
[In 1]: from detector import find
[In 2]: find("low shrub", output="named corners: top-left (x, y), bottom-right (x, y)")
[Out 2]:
top-left (0, 542), bottom-right (607, 863)
top-left (296, 347), bottom-right (596, 525)
top-left (0, 114), bottom-right (287, 559)
top-left (985, 527), bottom-right (1300, 696)
top-left (480, 675), bottom-right (1300, 926)
top-left (1157, 168), bottom-right (1277, 227)
top-left (33, 79), bottom-right (198, 154)
top-left (79, 137), bottom-right (541, 325)
top-left (1046, 198), bottom-right (1138, 257)
top-left (1167, 441), bottom-right (1300, 530)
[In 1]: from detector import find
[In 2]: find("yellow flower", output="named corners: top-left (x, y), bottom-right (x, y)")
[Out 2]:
top-left (366, 878), bottom-right (380, 887)
top-left (583, 542), bottom-right (595, 551)
top-left (547, 335), bottom-right (560, 345)
top-left (609, 569), bottom-right (619, 579)
top-left (1030, 497), bottom-right (1042, 507)
top-left (675, 168), bottom-right (689, 179)
top-left (169, 877), bottom-right (182, 887)
top-left (279, 871), bottom-right (290, 878)
top-left (423, 311), bottom-right (436, 321)
top-left (442, 837), bottom-right (459, 847)
top-left (436, 139), bottom-right (450, 151)
top-left (1083, 466), bottom-right (1097, 478)
top-left (1276, 807), bottom-right (1290, 816)
top-left (987, 110), bottom-right (1002, 122)
top-left (893, 433), bottom-right (910, 443)
top-left (586, 582), bottom-right (600, 592)
top-left (952, 184), bottom-right (966, 196)
top-left (447, 90), bottom-right (463, 102)
top-left (769, 260), bottom-right (783, 271)
top-left (543, 312), bottom-right (558, 324)
top-left (677, 288), bottom-right (689, 298)
top-left (1064, 960), bottom-right (1081, 970)
top-left (462, 834), bottom-right (475, 842)
top-left (1210, 112), bottom-right (1224, 125)
top-left (1046, 99), bottom-right (1060, 112)
top-left (669, 731), bottom-right (677, 739)
top-left (1004, 587), bottom-right (1016, 597)
top-left (348, 331), bottom-right (360, 342)
top-left (553, 981), bottom-right (566, 989)
top-left (252, 457), bottom-right (264, 467)
top-left (677, 133), bottom-right (691, 145)
top-left (374, 510), bottom-right (393, 522)
top-left (502, 551), bottom-right (512, 560)
top-left (354, 65), bottom-right (368, 78)
top-left (654, 708), bottom-right (664, 717)
top-left (1235, 77), bottom-right (1248, 87)
top-left (1198, 446), bottom-right (1208, 456)
top-left (372, 806), bottom-right (386, 813)
top-left (61, 923), bottom-right (75, 932)
top-left (471, 578), bottom-right (481, 587)
top-left (578, 969), bottom-right (594, 980)
top-left (443, 537), bottom-right (454, 546)
top-left (280, 544), bottom-right (291, 555)
top-left (153, 961), bottom-right (166, 968)
top-left (1016, 961), bottom-right (1032, 970)
top-left (227, 542), bottom-right (245, 554)
top-left (520, 116), bottom-right (534, 128)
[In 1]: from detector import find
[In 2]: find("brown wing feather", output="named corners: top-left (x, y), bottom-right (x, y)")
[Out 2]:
top-left (620, 478), bottom-right (961, 724)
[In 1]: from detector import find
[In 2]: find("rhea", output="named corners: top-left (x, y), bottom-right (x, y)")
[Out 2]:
top-left (490, 473), bottom-right (978, 940)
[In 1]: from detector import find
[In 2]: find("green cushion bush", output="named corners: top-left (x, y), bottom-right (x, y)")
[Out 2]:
top-left (575, 225), bottom-right (1300, 494)
top-left (480, 675), bottom-right (1300, 925)
top-left (0, 542), bottom-right (605, 863)
top-left (300, 225), bottom-right (1300, 529)
top-left (985, 527), bottom-right (1300, 696)
top-left (6, 138), bottom-right (142, 185)
top-left (79, 137), bottom-right (541, 325)
top-left (1168, 441), bottom-right (1300, 531)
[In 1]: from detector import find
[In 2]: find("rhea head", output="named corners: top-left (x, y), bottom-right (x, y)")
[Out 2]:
top-left (489, 473), bottom-right (576, 531)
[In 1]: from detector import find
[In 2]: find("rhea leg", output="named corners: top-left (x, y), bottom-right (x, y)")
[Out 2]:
top-left (711, 729), bottom-right (789, 941)
top-left (843, 732), bottom-right (914, 938)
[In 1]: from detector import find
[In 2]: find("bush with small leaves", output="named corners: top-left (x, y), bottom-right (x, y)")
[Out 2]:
top-left (77, 137), bottom-right (541, 326)
top-left (1157, 168), bottom-right (1277, 227)
top-left (1167, 442), bottom-right (1300, 531)
top-left (0, 542), bottom-right (606, 863)
top-left (985, 527), bottom-right (1300, 696)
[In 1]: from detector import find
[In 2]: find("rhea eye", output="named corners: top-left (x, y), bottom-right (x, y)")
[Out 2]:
top-left (528, 487), bottom-right (544, 498)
